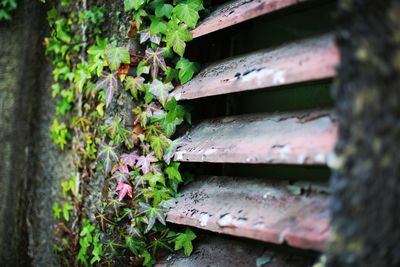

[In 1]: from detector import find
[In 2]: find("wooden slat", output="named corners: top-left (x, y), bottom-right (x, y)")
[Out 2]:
top-left (171, 34), bottom-right (338, 100)
top-left (174, 110), bottom-right (337, 165)
top-left (166, 176), bottom-right (330, 251)
top-left (191, 0), bottom-right (307, 38)
top-left (156, 234), bottom-right (317, 266)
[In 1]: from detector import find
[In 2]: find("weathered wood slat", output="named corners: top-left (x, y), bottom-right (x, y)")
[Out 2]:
top-left (172, 34), bottom-right (338, 100)
top-left (191, 0), bottom-right (308, 38)
top-left (174, 110), bottom-right (337, 165)
top-left (166, 176), bottom-right (330, 251)
top-left (156, 234), bottom-right (317, 266)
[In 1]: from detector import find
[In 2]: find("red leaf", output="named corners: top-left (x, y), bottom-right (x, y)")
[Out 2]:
top-left (116, 182), bottom-right (133, 201)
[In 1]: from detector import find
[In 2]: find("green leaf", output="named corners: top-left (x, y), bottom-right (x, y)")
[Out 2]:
top-left (62, 202), bottom-right (73, 221)
top-left (165, 162), bottom-right (182, 183)
top-left (124, 0), bottom-right (145, 11)
top-left (104, 44), bottom-right (130, 71)
top-left (154, 2), bottom-right (173, 18)
top-left (176, 58), bottom-right (198, 84)
top-left (165, 24), bottom-right (192, 57)
top-left (143, 172), bottom-right (166, 187)
top-left (163, 138), bottom-right (181, 164)
top-left (97, 142), bottom-right (118, 174)
top-left (174, 0), bottom-right (203, 24)
top-left (137, 61), bottom-right (150, 76)
top-left (53, 203), bottom-right (61, 220)
top-left (173, 2), bottom-right (200, 29)
top-left (138, 202), bottom-right (166, 232)
top-left (125, 76), bottom-right (145, 99)
top-left (149, 16), bottom-right (167, 35)
top-left (174, 228), bottom-right (196, 256)
top-left (95, 72), bottom-right (119, 108)
top-left (150, 136), bottom-right (169, 160)
top-left (149, 79), bottom-right (174, 106)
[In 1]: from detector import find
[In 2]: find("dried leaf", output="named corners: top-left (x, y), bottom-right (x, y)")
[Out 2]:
top-left (128, 20), bottom-right (137, 37)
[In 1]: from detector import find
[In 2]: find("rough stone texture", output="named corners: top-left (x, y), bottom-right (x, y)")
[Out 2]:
top-left (0, 1), bottom-right (75, 266)
top-left (0, 0), bottom-right (47, 265)
top-left (327, 0), bottom-right (400, 266)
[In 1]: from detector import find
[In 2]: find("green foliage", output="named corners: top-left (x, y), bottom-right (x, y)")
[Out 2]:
top-left (0, 0), bottom-right (17, 21)
top-left (77, 219), bottom-right (104, 266)
top-left (48, 0), bottom-right (203, 265)
top-left (173, 228), bottom-right (196, 256)
top-left (104, 44), bottom-right (130, 71)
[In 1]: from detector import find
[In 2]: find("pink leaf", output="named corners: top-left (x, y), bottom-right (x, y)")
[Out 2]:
top-left (136, 153), bottom-right (157, 174)
top-left (116, 182), bottom-right (133, 201)
top-left (120, 151), bottom-right (140, 167)
top-left (114, 164), bottom-right (129, 174)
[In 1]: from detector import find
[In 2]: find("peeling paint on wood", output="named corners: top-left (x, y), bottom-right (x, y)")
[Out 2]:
top-left (172, 34), bottom-right (339, 100)
top-left (166, 176), bottom-right (330, 251)
top-left (174, 110), bottom-right (337, 165)
top-left (191, 0), bottom-right (308, 38)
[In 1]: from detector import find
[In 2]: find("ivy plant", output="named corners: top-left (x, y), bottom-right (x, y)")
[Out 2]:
top-left (47, 0), bottom-right (204, 265)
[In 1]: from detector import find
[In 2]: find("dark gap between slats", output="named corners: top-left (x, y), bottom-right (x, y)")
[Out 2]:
top-left (185, 0), bottom-right (336, 65)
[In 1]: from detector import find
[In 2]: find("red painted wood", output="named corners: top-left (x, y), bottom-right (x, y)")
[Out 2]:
top-left (174, 110), bottom-right (337, 165)
top-left (166, 176), bottom-right (330, 251)
top-left (171, 35), bottom-right (339, 100)
top-left (191, 0), bottom-right (307, 38)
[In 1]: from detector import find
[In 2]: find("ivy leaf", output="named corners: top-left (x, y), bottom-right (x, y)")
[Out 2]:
top-left (116, 182), bottom-right (133, 201)
top-left (140, 30), bottom-right (161, 45)
top-left (114, 164), bottom-right (130, 174)
top-left (138, 202), bottom-right (166, 233)
top-left (62, 203), bottom-right (73, 221)
top-left (163, 138), bottom-right (181, 164)
top-left (155, 3), bottom-right (173, 18)
top-left (149, 16), bottom-right (167, 35)
top-left (143, 187), bottom-right (171, 206)
top-left (98, 142), bottom-right (118, 174)
top-left (150, 135), bottom-right (169, 160)
top-left (176, 58), bottom-right (198, 84)
top-left (105, 44), bottom-right (130, 71)
top-left (144, 48), bottom-right (167, 79)
top-left (149, 79), bottom-right (174, 106)
top-left (143, 172), bottom-right (166, 187)
top-left (166, 23), bottom-right (192, 57)
top-left (120, 151), bottom-right (140, 167)
top-left (125, 76), bottom-right (145, 100)
top-left (124, 0), bottom-right (145, 11)
top-left (173, 2), bottom-right (200, 29)
top-left (53, 203), bottom-right (61, 220)
top-left (95, 72), bottom-right (119, 108)
top-left (165, 162), bottom-right (182, 183)
top-left (136, 153), bottom-right (157, 174)
top-left (174, 229), bottom-right (196, 256)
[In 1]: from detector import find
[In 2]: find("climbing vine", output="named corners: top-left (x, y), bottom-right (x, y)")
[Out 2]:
top-left (0, 0), bottom-right (17, 21)
top-left (47, 0), bottom-right (203, 266)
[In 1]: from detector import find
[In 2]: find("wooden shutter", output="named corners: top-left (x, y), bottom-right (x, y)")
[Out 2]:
top-left (159, 0), bottom-right (338, 265)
